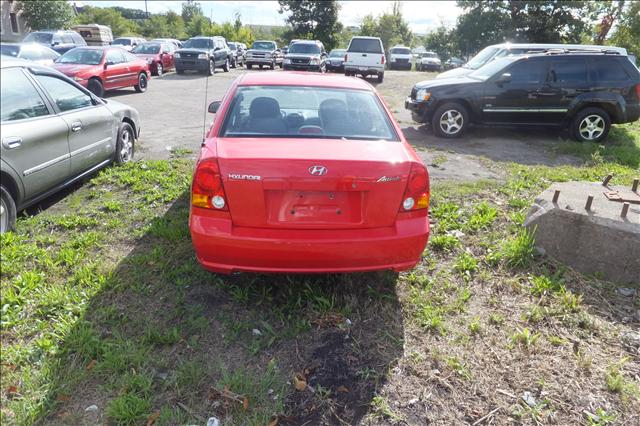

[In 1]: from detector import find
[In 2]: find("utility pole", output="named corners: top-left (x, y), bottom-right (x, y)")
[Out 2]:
top-left (145, 0), bottom-right (149, 19)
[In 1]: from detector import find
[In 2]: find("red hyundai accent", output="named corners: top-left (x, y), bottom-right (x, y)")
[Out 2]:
top-left (53, 46), bottom-right (150, 97)
top-left (190, 72), bottom-right (430, 274)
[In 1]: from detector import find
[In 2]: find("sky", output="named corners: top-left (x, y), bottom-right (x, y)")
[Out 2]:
top-left (70, 1), bottom-right (463, 34)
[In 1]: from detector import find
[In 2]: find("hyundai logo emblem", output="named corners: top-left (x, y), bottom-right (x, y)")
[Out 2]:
top-left (308, 165), bottom-right (328, 176)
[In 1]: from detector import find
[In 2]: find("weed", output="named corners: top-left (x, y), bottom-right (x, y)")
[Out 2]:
top-left (489, 313), bottom-right (505, 326)
top-left (143, 326), bottom-right (180, 346)
top-left (466, 202), bottom-right (498, 232)
top-left (511, 328), bottom-right (540, 350)
top-left (107, 393), bottom-right (152, 425)
top-left (468, 317), bottom-right (481, 335)
top-left (429, 234), bottom-right (460, 252)
top-left (454, 252), bottom-right (478, 276)
top-left (586, 408), bottom-right (616, 425)
top-left (558, 290), bottom-right (582, 313)
top-left (530, 274), bottom-right (564, 297)
top-left (371, 395), bottom-right (405, 422)
top-left (446, 356), bottom-right (471, 380)
top-left (500, 227), bottom-right (536, 268)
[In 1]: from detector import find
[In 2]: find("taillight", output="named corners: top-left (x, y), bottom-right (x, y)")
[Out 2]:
top-left (344, 53), bottom-right (348, 62)
top-left (636, 83), bottom-right (640, 100)
top-left (192, 159), bottom-right (228, 210)
top-left (381, 55), bottom-right (385, 65)
top-left (400, 163), bottom-right (430, 211)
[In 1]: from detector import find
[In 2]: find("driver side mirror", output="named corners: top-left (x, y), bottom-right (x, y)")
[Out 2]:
top-left (52, 41), bottom-right (60, 46)
top-left (208, 101), bottom-right (221, 114)
top-left (496, 72), bottom-right (511, 85)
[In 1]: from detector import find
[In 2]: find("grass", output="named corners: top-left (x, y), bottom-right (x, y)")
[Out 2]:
top-left (1, 114), bottom-right (639, 424)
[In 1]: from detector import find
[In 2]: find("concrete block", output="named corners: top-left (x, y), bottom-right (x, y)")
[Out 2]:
top-left (525, 181), bottom-right (639, 285)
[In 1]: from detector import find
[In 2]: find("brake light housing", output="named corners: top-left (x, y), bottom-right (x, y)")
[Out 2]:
top-left (636, 83), bottom-right (640, 101)
top-left (381, 55), bottom-right (385, 65)
top-left (344, 53), bottom-right (348, 62)
top-left (400, 163), bottom-right (430, 212)
top-left (192, 159), bottom-right (228, 210)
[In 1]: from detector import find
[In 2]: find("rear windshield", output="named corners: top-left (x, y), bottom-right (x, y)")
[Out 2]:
top-left (112, 38), bottom-right (132, 46)
top-left (228, 42), bottom-right (237, 49)
top-left (390, 48), bottom-right (411, 55)
top-left (57, 49), bottom-right (103, 65)
top-left (421, 52), bottom-right (438, 58)
top-left (132, 43), bottom-right (160, 54)
top-left (348, 38), bottom-right (382, 54)
top-left (221, 86), bottom-right (398, 141)
top-left (183, 38), bottom-right (212, 49)
top-left (329, 49), bottom-right (345, 57)
top-left (289, 43), bottom-right (320, 54)
top-left (0, 45), bottom-right (20, 57)
top-left (252, 41), bottom-right (276, 50)
top-left (24, 32), bottom-right (53, 44)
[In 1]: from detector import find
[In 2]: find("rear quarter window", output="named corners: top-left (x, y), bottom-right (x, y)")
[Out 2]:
top-left (348, 38), bottom-right (382, 54)
top-left (589, 57), bottom-right (630, 81)
top-left (550, 57), bottom-right (587, 84)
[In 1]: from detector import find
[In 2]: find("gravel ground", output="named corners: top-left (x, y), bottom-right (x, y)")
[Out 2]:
top-left (111, 67), bottom-right (581, 182)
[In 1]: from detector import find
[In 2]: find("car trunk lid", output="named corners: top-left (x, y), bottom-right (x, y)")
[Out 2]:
top-left (216, 138), bottom-right (410, 229)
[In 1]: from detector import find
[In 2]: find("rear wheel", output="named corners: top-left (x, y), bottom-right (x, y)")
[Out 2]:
top-left (230, 57), bottom-right (236, 68)
top-left (134, 73), bottom-right (147, 93)
top-left (571, 107), bottom-right (611, 142)
top-left (432, 102), bottom-right (468, 138)
top-left (222, 58), bottom-right (230, 72)
top-left (87, 78), bottom-right (104, 97)
top-left (247, 63), bottom-right (252, 70)
top-left (207, 60), bottom-right (215, 76)
top-left (270, 61), bottom-right (275, 70)
top-left (377, 72), bottom-right (384, 83)
top-left (0, 185), bottom-right (16, 234)
top-left (115, 122), bottom-right (135, 164)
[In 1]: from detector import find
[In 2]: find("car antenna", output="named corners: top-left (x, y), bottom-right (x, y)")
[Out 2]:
top-left (201, 71), bottom-right (210, 147)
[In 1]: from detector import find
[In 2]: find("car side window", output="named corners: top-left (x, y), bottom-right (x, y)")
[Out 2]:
top-left (590, 57), bottom-right (629, 81)
top-left (505, 59), bottom-right (549, 84)
top-left (549, 58), bottom-right (587, 84)
top-left (0, 68), bottom-right (50, 122)
top-left (105, 49), bottom-right (124, 64)
top-left (123, 51), bottom-right (139, 62)
top-left (61, 34), bottom-right (73, 44)
top-left (35, 75), bottom-right (93, 113)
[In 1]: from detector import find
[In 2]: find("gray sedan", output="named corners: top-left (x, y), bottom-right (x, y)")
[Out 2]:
top-left (0, 58), bottom-right (140, 233)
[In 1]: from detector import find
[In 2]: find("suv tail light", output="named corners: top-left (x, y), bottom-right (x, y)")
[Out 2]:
top-left (192, 159), bottom-right (228, 211)
top-left (381, 55), bottom-right (385, 65)
top-left (636, 83), bottom-right (640, 101)
top-left (344, 53), bottom-right (348, 62)
top-left (400, 163), bottom-right (430, 212)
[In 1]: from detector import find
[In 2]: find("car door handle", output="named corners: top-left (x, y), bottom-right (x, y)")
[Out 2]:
top-left (2, 136), bottom-right (22, 149)
top-left (71, 122), bottom-right (83, 132)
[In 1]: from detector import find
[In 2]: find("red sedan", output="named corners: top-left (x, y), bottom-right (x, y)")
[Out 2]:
top-left (132, 41), bottom-right (175, 76)
top-left (190, 72), bottom-right (430, 274)
top-left (53, 46), bottom-right (150, 97)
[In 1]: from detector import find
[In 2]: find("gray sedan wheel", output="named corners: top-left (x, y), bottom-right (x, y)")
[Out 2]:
top-left (115, 122), bottom-right (135, 164)
top-left (0, 186), bottom-right (16, 234)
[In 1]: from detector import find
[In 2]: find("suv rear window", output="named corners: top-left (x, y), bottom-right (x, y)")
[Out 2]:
top-left (590, 57), bottom-right (629, 81)
top-left (390, 48), bottom-right (411, 55)
top-left (348, 38), bottom-right (382, 54)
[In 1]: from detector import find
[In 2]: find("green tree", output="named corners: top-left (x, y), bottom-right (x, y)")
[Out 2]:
top-left (234, 12), bottom-right (242, 33)
top-left (16, 0), bottom-right (75, 30)
top-left (356, 3), bottom-right (413, 51)
top-left (422, 26), bottom-right (459, 61)
top-left (609, 1), bottom-right (640, 55)
top-left (587, 0), bottom-right (626, 44)
top-left (165, 11), bottom-right (187, 39)
top-left (181, 0), bottom-right (203, 24)
top-left (139, 15), bottom-right (170, 38)
top-left (278, 0), bottom-right (342, 50)
top-left (75, 6), bottom-right (139, 36)
top-left (456, 1), bottom-right (591, 53)
top-left (186, 13), bottom-right (210, 37)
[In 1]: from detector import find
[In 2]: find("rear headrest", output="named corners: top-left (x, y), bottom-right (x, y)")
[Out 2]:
top-left (250, 97), bottom-right (281, 119)
top-left (319, 99), bottom-right (347, 122)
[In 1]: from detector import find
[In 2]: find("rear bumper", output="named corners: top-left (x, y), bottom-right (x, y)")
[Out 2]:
top-left (623, 104), bottom-right (640, 122)
top-left (345, 65), bottom-right (384, 75)
top-left (246, 57), bottom-right (273, 65)
top-left (175, 58), bottom-right (209, 70)
top-left (190, 211), bottom-right (429, 274)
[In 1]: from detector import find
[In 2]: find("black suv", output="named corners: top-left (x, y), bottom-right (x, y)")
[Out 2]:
top-left (405, 52), bottom-right (640, 142)
top-left (174, 36), bottom-right (231, 75)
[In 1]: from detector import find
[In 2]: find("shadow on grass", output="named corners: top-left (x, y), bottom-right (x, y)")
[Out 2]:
top-left (38, 190), bottom-right (404, 425)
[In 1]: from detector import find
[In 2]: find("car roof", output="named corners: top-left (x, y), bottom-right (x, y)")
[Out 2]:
top-left (1, 57), bottom-right (64, 73)
top-left (487, 42), bottom-right (627, 54)
top-left (351, 36), bottom-right (381, 40)
top-left (237, 72), bottom-right (374, 91)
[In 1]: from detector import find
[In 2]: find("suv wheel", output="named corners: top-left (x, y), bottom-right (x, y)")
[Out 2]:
top-left (222, 58), bottom-right (230, 72)
top-left (207, 60), bottom-right (215, 76)
top-left (0, 185), bottom-right (16, 234)
top-left (270, 61), bottom-right (275, 70)
top-left (571, 107), bottom-right (611, 142)
top-left (432, 102), bottom-right (468, 138)
top-left (377, 72), bottom-right (384, 83)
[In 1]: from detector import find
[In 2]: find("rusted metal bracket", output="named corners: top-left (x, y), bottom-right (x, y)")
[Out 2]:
top-left (603, 190), bottom-right (640, 204)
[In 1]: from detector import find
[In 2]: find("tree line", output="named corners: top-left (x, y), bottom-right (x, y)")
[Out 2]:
top-left (15, 0), bottom-right (640, 58)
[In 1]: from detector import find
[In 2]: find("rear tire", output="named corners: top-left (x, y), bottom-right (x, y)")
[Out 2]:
top-left (247, 63), bottom-right (252, 69)
top-left (222, 58), bottom-right (230, 72)
top-left (0, 185), bottom-right (16, 234)
top-left (115, 122), bottom-right (135, 164)
top-left (87, 78), bottom-right (104, 97)
top-left (432, 102), bottom-right (469, 138)
top-left (207, 60), bottom-right (215, 76)
top-left (134, 73), bottom-right (147, 93)
top-left (377, 72), bottom-right (384, 83)
top-left (270, 61), bottom-right (275, 70)
top-left (570, 107), bottom-right (611, 143)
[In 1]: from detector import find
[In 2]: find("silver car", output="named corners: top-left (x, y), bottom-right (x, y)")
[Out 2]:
top-left (0, 58), bottom-right (140, 233)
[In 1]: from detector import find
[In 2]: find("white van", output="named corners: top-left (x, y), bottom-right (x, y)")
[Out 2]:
top-left (71, 24), bottom-right (113, 46)
top-left (388, 45), bottom-right (412, 70)
top-left (437, 43), bottom-right (629, 79)
top-left (344, 36), bottom-right (385, 82)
